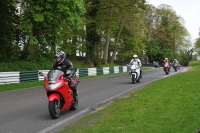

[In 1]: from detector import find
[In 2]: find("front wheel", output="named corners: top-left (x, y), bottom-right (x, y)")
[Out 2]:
top-left (165, 70), bottom-right (169, 75)
top-left (131, 74), bottom-right (136, 84)
top-left (49, 100), bottom-right (60, 119)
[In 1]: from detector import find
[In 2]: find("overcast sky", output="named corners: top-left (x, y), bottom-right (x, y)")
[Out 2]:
top-left (147, 0), bottom-right (200, 43)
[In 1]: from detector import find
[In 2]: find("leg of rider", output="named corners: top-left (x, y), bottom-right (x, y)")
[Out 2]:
top-left (69, 70), bottom-right (78, 102)
top-left (140, 70), bottom-right (142, 78)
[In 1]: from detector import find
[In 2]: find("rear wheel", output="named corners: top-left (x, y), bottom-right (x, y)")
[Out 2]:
top-left (137, 78), bottom-right (140, 83)
top-left (49, 100), bottom-right (60, 119)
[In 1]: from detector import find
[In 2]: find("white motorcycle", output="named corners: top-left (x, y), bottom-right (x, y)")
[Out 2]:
top-left (128, 64), bottom-right (141, 84)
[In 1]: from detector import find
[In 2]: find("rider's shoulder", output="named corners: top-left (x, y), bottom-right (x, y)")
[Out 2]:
top-left (65, 59), bottom-right (73, 66)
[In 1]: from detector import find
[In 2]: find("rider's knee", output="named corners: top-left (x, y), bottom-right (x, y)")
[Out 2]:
top-left (69, 79), bottom-right (76, 89)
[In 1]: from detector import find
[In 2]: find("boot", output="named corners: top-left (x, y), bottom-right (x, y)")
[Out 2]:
top-left (68, 77), bottom-right (78, 103)
top-left (73, 88), bottom-right (78, 103)
top-left (140, 70), bottom-right (142, 78)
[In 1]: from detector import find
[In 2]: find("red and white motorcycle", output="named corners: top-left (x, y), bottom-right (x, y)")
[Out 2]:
top-left (163, 62), bottom-right (170, 75)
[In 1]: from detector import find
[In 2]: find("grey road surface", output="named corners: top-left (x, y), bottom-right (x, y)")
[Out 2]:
top-left (0, 67), bottom-right (186, 133)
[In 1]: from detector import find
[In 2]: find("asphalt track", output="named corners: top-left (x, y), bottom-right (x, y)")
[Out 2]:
top-left (0, 67), bottom-right (187, 133)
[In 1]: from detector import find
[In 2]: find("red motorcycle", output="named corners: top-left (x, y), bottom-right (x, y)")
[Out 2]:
top-left (163, 62), bottom-right (170, 75)
top-left (39, 69), bottom-right (78, 119)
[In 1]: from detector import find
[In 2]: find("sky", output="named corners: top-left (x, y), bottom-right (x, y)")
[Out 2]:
top-left (147, 0), bottom-right (200, 43)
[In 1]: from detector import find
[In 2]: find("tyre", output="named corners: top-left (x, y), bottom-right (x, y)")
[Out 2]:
top-left (49, 100), bottom-right (60, 119)
top-left (165, 70), bottom-right (169, 75)
top-left (174, 66), bottom-right (177, 72)
top-left (137, 76), bottom-right (140, 83)
top-left (131, 74), bottom-right (136, 84)
top-left (69, 95), bottom-right (78, 111)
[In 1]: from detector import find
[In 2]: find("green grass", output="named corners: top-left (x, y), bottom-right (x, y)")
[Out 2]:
top-left (0, 67), bottom-right (151, 92)
top-left (188, 60), bottom-right (200, 66)
top-left (0, 81), bottom-right (44, 92)
top-left (58, 66), bottom-right (200, 133)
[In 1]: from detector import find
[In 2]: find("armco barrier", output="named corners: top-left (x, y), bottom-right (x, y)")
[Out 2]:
top-left (38, 70), bottom-right (49, 81)
top-left (0, 66), bottom-right (128, 85)
top-left (20, 71), bottom-right (38, 82)
top-left (0, 72), bottom-right (20, 85)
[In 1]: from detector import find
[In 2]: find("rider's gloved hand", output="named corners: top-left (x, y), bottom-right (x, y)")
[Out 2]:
top-left (65, 75), bottom-right (71, 80)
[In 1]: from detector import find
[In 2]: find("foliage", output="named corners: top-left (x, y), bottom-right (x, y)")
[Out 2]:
top-left (0, 0), bottom-right (193, 67)
top-left (195, 37), bottom-right (200, 55)
top-left (0, 59), bottom-right (107, 72)
top-left (0, 0), bottom-right (21, 61)
top-left (188, 61), bottom-right (200, 66)
top-left (0, 60), bottom-right (52, 72)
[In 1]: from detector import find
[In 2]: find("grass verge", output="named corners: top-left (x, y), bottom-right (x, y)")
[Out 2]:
top-left (58, 66), bottom-right (200, 133)
top-left (0, 67), bottom-right (151, 92)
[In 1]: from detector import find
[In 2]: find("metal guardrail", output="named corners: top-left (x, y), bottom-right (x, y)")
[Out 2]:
top-left (0, 72), bottom-right (20, 85)
top-left (0, 66), bottom-right (128, 85)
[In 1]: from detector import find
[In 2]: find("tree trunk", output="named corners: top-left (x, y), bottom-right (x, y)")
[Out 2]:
top-left (103, 25), bottom-right (110, 65)
top-left (71, 35), bottom-right (77, 60)
top-left (84, 0), bottom-right (100, 67)
top-left (110, 17), bottom-right (124, 64)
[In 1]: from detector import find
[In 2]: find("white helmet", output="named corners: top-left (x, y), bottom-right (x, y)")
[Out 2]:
top-left (133, 54), bottom-right (138, 58)
top-left (165, 58), bottom-right (168, 60)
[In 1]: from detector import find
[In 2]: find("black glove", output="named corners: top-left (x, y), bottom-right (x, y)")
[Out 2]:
top-left (67, 75), bottom-right (72, 80)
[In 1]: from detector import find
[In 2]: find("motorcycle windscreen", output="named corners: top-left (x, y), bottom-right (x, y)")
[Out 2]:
top-left (47, 70), bottom-right (63, 81)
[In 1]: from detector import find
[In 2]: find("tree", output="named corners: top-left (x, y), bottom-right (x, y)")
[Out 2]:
top-left (85, 0), bottom-right (100, 66)
top-left (143, 4), bottom-right (190, 63)
top-left (19, 0), bottom-right (86, 61)
top-left (0, 0), bottom-right (21, 62)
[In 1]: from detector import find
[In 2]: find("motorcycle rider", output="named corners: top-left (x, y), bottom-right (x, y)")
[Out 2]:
top-left (172, 59), bottom-right (179, 64)
top-left (129, 54), bottom-right (142, 78)
top-left (172, 59), bottom-right (180, 69)
top-left (163, 58), bottom-right (171, 70)
top-left (52, 51), bottom-right (78, 103)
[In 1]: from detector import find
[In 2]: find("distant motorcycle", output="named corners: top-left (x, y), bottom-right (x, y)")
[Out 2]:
top-left (154, 62), bottom-right (159, 68)
top-left (163, 63), bottom-right (170, 75)
top-left (173, 62), bottom-right (180, 72)
top-left (38, 69), bottom-right (78, 119)
top-left (129, 64), bottom-right (141, 84)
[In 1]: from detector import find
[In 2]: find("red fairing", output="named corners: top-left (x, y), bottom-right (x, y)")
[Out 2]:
top-left (43, 70), bottom-right (75, 113)
top-left (164, 62), bottom-right (169, 67)
top-left (48, 93), bottom-right (60, 101)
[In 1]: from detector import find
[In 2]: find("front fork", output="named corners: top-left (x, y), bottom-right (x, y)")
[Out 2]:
top-left (131, 73), bottom-right (137, 79)
top-left (48, 93), bottom-right (61, 108)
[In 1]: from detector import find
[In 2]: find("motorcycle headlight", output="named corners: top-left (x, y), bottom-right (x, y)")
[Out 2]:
top-left (131, 69), bottom-right (136, 72)
top-left (45, 82), bottom-right (62, 90)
